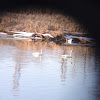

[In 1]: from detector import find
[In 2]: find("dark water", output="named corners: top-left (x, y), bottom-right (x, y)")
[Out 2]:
top-left (0, 39), bottom-right (100, 100)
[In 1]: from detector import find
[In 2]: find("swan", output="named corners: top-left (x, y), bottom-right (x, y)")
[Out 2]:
top-left (66, 38), bottom-right (73, 44)
top-left (32, 49), bottom-right (42, 57)
top-left (62, 50), bottom-right (73, 59)
top-left (68, 39), bottom-right (72, 44)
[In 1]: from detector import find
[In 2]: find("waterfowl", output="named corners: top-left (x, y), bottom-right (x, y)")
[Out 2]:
top-left (62, 50), bottom-right (73, 59)
top-left (68, 39), bottom-right (72, 44)
top-left (66, 38), bottom-right (73, 44)
top-left (32, 49), bottom-right (42, 57)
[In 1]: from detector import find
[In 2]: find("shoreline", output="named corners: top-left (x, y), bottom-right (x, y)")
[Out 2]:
top-left (0, 31), bottom-right (96, 46)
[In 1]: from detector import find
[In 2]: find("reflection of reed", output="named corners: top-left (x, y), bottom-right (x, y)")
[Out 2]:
top-left (0, 38), bottom-right (98, 87)
top-left (83, 47), bottom-right (88, 79)
top-left (12, 59), bottom-right (21, 96)
top-left (60, 45), bottom-right (97, 82)
top-left (93, 55), bottom-right (100, 99)
top-left (13, 65), bottom-right (21, 89)
top-left (61, 58), bottom-right (67, 82)
top-left (12, 50), bottom-right (26, 96)
top-left (0, 39), bottom-right (61, 51)
top-left (60, 48), bottom-right (73, 83)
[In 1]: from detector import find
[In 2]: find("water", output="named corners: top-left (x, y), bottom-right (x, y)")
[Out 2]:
top-left (0, 39), bottom-right (100, 100)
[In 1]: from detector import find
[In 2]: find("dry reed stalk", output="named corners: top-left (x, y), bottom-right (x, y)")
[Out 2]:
top-left (0, 9), bottom-right (86, 36)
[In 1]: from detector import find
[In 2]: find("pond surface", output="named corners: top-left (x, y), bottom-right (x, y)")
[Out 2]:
top-left (0, 39), bottom-right (100, 100)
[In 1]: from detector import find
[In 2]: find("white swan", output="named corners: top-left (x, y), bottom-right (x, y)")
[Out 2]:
top-left (66, 39), bottom-right (73, 44)
top-left (68, 39), bottom-right (72, 44)
top-left (62, 50), bottom-right (73, 59)
top-left (32, 49), bottom-right (42, 57)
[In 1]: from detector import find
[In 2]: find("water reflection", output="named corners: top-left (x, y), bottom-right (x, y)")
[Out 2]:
top-left (12, 50), bottom-right (27, 96)
top-left (13, 60), bottom-right (21, 96)
top-left (0, 39), bottom-right (100, 100)
top-left (60, 59), bottom-right (68, 82)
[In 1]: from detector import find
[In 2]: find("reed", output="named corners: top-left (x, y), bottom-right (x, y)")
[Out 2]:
top-left (0, 8), bottom-right (86, 38)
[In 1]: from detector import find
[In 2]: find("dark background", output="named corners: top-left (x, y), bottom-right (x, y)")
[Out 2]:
top-left (0, 0), bottom-right (100, 45)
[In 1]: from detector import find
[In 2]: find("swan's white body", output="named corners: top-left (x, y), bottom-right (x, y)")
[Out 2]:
top-left (62, 50), bottom-right (72, 59)
top-left (32, 49), bottom-right (42, 57)
top-left (68, 39), bottom-right (72, 44)
top-left (66, 38), bottom-right (73, 44)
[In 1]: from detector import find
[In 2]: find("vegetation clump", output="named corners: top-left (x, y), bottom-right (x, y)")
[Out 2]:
top-left (0, 9), bottom-right (86, 36)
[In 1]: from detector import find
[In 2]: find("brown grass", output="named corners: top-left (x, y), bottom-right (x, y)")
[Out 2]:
top-left (0, 9), bottom-right (87, 37)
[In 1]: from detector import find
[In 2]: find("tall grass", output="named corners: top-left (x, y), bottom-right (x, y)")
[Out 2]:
top-left (0, 9), bottom-right (87, 37)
